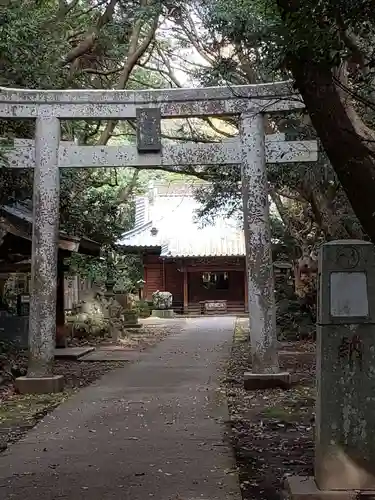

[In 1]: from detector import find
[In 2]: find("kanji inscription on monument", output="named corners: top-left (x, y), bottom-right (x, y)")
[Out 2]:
top-left (136, 108), bottom-right (161, 153)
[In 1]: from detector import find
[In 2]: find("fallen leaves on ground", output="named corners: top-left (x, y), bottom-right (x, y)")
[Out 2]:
top-left (0, 323), bottom-right (173, 451)
top-left (224, 322), bottom-right (315, 500)
top-left (69, 325), bottom-right (172, 351)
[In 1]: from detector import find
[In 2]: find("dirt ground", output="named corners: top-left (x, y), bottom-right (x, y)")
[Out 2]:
top-left (0, 323), bottom-right (173, 451)
top-left (225, 321), bottom-right (315, 500)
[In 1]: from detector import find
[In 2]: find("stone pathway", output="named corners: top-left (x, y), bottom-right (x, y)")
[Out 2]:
top-left (0, 317), bottom-right (240, 500)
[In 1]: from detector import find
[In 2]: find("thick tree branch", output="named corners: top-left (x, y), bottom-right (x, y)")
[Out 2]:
top-left (175, 14), bottom-right (215, 66)
top-left (117, 170), bottom-right (139, 203)
top-left (82, 67), bottom-right (124, 76)
top-left (62, 0), bottom-right (118, 66)
top-left (270, 189), bottom-right (310, 250)
top-left (97, 6), bottom-right (160, 145)
top-left (155, 45), bottom-right (181, 87)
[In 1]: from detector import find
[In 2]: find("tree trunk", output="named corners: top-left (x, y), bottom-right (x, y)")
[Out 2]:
top-left (277, 1), bottom-right (375, 243)
top-left (292, 62), bottom-right (375, 242)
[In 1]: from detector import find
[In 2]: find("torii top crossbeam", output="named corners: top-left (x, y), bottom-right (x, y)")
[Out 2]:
top-left (0, 80), bottom-right (304, 119)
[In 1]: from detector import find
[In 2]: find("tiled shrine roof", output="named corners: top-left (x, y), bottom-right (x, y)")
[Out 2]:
top-left (117, 183), bottom-right (245, 258)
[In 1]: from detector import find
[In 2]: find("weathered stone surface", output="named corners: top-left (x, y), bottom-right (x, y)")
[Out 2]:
top-left (240, 112), bottom-right (279, 373)
top-left (243, 371), bottom-right (291, 390)
top-left (285, 476), bottom-right (359, 500)
top-left (315, 240), bottom-right (375, 490)
top-left (54, 347), bottom-right (95, 360)
top-left (0, 81), bottom-right (304, 119)
top-left (28, 117), bottom-right (60, 378)
top-left (151, 309), bottom-right (174, 318)
top-left (15, 375), bottom-right (64, 394)
top-left (136, 108), bottom-right (161, 152)
top-left (0, 82), bottom-right (316, 397)
top-left (6, 139), bottom-right (317, 169)
top-left (0, 80), bottom-right (296, 103)
top-left (152, 290), bottom-right (172, 310)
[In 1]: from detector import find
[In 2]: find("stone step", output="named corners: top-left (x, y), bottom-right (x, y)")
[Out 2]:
top-left (79, 348), bottom-right (142, 362)
top-left (54, 347), bottom-right (95, 360)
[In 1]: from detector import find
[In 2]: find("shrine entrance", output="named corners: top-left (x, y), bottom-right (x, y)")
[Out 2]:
top-left (175, 256), bottom-right (248, 315)
top-left (0, 82), bottom-right (317, 390)
top-left (188, 269), bottom-right (245, 316)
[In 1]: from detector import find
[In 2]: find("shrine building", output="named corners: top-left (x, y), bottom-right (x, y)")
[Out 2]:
top-left (118, 182), bottom-right (247, 315)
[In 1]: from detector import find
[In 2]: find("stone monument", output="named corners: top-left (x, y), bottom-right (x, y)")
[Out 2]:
top-left (287, 240), bottom-right (375, 499)
top-left (152, 290), bottom-right (174, 318)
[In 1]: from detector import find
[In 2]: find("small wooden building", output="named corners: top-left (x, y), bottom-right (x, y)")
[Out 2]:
top-left (0, 201), bottom-right (101, 346)
top-left (118, 183), bottom-right (247, 315)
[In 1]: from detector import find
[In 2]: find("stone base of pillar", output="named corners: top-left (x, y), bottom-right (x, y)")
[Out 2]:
top-left (243, 371), bottom-right (291, 390)
top-left (285, 476), bottom-right (361, 500)
top-left (15, 375), bottom-right (64, 394)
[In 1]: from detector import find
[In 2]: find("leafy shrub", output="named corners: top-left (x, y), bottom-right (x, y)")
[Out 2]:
top-left (137, 300), bottom-right (150, 318)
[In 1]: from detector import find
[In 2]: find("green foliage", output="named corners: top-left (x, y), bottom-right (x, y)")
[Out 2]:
top-left (68, 252), bottom-right (142, 292)
top-left (2, 0), bottom-right (370, 277)
top-left (59, 168), bottom-right (136, 243)
top-left (137, 299), bottom-right (151, 318)
top-left (202, 0), bottom-right (375, 73)
top-left (68, 314), bottom-right (109, 339)
top-left (181, 0), bottom-right (370, 251)
top-left (196, 0), bottom-right (285, 83)
top-left (123, 309), bottom-right (139, 323)
top-left (0, 1), bottom-right (68, 89)
top-left (0, 0), bottom-right (173, 284)
top-left (270, 213), bottom-right (299, 261)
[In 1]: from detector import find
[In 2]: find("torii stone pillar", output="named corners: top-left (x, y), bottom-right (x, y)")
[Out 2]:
top-left (241, 112), bottom-right (290, 389)
top-left (16, 117), bottom-right (64, 394)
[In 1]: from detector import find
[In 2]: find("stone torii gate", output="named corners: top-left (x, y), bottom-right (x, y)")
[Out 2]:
top-left (0, 82), bottom-right (317, 393)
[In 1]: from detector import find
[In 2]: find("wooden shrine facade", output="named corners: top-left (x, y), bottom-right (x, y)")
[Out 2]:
top-left (0, 202), bottom-right (101, 346)
top-left (143, 254), bottom-right (247, 315)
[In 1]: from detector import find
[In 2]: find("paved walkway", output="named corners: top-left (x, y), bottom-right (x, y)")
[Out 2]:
top-left (0, 317), bottom-right (240, 500)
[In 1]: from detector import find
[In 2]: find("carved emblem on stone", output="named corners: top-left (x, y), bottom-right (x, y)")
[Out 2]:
top-left (336, 246), bottom-right (360, 269)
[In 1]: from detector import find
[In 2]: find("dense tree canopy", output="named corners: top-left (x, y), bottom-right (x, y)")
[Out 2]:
top-left (1, 0), bottom-right (375, 278)
top-left (196, 0), bottom-right (375, 243)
